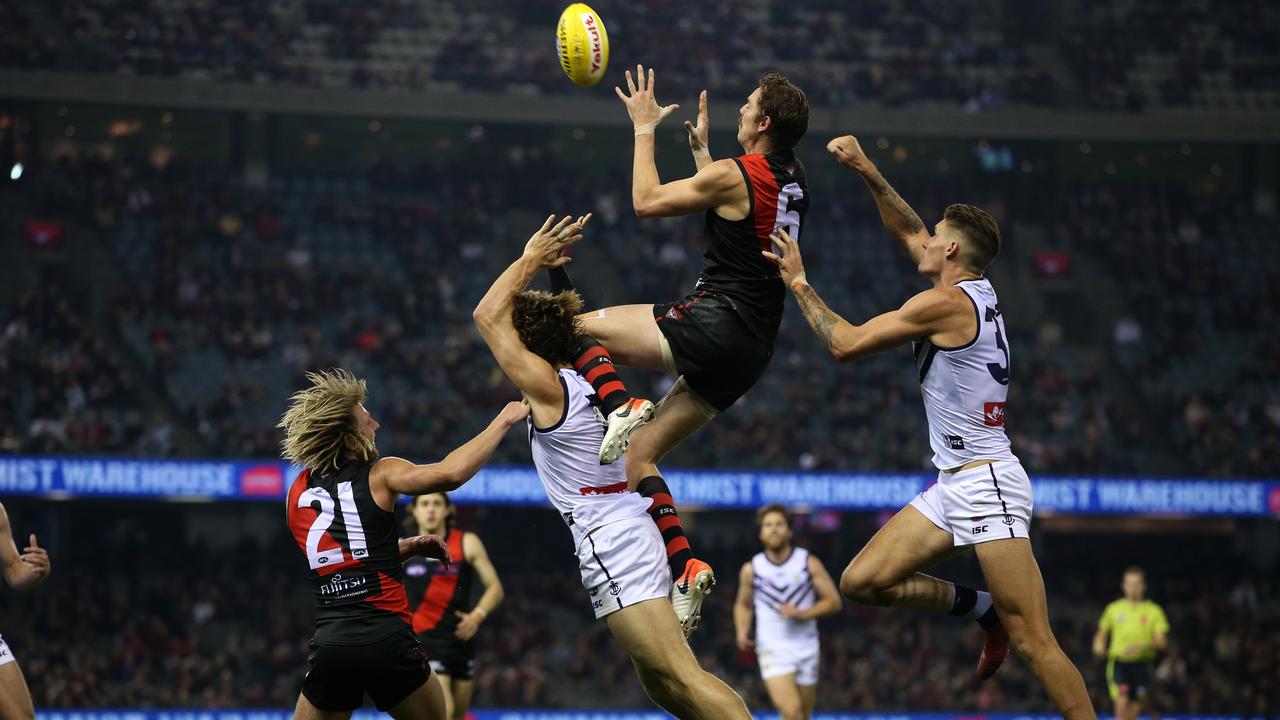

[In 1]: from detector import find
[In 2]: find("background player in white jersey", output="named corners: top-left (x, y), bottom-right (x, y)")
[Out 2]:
top-left (0, 502), bottom-right (50, 720)
top-left (762, 135), bottom-right (1094, 720)
top-left (733, 504), bottom-right (841, 720)
top-left (473, 213), bottom-right (751, 719)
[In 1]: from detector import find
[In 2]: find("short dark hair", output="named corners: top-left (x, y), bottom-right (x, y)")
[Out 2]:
top-left (943, 203), bottom-right (1001, 271)
top-left (755, 503), bottom-right (792, 531)
top-left (1123, 565), bottom-right (1146, 580)
top-left (757, 72), bottom-right (809, 150)
top-left (511, 290), bottom-right (584, 366)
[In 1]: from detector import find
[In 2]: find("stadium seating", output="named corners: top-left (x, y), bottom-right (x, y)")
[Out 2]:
top-left (6, 138), bottom-right (1276, 477)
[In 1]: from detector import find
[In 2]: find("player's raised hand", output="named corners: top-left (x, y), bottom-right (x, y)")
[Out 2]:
top-left (684, 90), bottom-right (710, 154)
top-left (615, 65), bottom-right (678, 134)
top-left (827, 135), bottom-right (874, 174)
top-left (762, 228), bottom-right (807, 288)
top-left (523, 213), bottom-right (591, 268)
top-left (20, 533), bottom-right (50, 584)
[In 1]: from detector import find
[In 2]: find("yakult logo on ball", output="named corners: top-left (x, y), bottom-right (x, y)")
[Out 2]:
top-left (582, 14), bottom-right (603, 72)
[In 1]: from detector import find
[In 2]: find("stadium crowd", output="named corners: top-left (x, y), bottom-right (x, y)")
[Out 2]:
top-left (0, 0), bottom-right (1274, 109)
top-left (0, 502), bottom-right (1275, 714)
top-left (5, 136), bottom-right (1277, 478)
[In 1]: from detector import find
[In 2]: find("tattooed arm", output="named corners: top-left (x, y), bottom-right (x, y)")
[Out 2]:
top-left (826, 135), bottom-right (930, 266)
top-left (764, 230), bottom-right (969, 361)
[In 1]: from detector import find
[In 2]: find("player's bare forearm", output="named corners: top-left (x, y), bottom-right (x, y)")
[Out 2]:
top-left (860, 166), bottom-right (928, 262)
top-left (789, 280), bottom-right (856, 360)
top-left (437, 413), bottom-right (521, 487)
top-left (692, 150), bottom-right (712, 172)
top-left (631, 132), bottom-right (664, 214)
top-left (474, 254), bottom-right (538, 328)
top-left (475, 581), bottom-right (504, 618)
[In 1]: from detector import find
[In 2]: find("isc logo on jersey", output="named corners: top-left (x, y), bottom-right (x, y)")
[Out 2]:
top-left (556, 3), bottom-right (609, 87)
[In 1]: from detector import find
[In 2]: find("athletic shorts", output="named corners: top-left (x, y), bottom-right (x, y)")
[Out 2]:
top-left (653, 290), bottom-right (773, 412)
top-left (0, 634), bottom-right (14, 667)
top-left (1108, 659), bottom-right (1153, 701)
top-left (910, 460), bottom-right (1032, 546)
top-left (302, 627), bottom-right (430, 712)
top-left (576, 515), bottom-right (672, 620)
top-left (418, 634), bottom-right (476, 681)
top-left (757, 640), bottom-right (819, 685)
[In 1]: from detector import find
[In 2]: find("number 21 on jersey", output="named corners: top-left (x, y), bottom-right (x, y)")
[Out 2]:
top-left (297, 482), bottom-right (369, 569)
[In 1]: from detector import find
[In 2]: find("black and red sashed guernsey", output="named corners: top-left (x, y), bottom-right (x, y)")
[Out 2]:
top-left (287, 460), bottom-right (412, 645)
top-left (700, 150), bottom-right (809, 344)
top-left (406, 529), bottom-right (472, 636)
top-left (653, 149), bottom-right (809, 411)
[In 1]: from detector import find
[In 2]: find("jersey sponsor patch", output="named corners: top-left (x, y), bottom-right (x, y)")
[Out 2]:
top-left (984, 402), bottom-right (1006, 427)
top-left (316, 570), bottom-right (380, 606)
top-left (944, 434), bottom-right (966, 450)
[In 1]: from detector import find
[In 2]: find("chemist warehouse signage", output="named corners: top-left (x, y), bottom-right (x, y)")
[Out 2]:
top-left (1, 456), bottom-right (1277, 518)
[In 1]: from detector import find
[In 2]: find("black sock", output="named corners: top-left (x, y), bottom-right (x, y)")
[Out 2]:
top-left (571, 335), bottom-right (630, 416)
top-left (950, 583), bottom-right (998, 628)
top-left (636, 475), bottom-right (693, 579)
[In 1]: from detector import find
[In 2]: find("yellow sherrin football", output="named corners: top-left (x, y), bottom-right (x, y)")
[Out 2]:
top-left (556, 3), bottom-right (610, 87)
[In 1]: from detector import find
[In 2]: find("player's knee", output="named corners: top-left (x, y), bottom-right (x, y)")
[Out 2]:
top-left (839, 565), bottom-right (891, 606)
top-left (1001, 611), bottom-right (1057, 660)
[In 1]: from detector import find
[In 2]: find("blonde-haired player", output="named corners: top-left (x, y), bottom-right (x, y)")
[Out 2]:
top-left (734, 504), bottom-right (841, 720)
top-left (280, 368), bottom-right (527, 720)
top-left (1093, 567), bottom-right (1169, 720)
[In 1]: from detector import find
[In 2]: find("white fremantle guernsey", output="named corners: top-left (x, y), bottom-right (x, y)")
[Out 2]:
top-left (529, 369), bottom-right (651, 548)
top-left (912, 278), bottom-right (1020, 470)
top-left (751, 547), bottom-right (818, 651)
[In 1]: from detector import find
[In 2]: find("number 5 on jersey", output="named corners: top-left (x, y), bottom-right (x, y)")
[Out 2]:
top-left (298, 482), bottom-right (369, 569)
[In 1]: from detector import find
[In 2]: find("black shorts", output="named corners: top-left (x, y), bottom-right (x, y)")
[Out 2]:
top-left (418, 633), bottom-right (477, 680)
top-left (653, 291), bottom-right (773, 411)
top-left (1108, 658), bottom-right (1154, 701)
top-left (303, 628), bottom-right (430, 712)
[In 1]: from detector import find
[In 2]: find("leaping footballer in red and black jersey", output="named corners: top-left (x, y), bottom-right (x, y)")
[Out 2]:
top-left (552, 65), bottom-right (811, 635)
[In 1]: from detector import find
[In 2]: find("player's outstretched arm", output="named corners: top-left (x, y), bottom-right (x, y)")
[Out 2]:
top-left (454, 533), bottom-right (504, 641)
top-left (827, 135), bottom-right (930, 266)
top-left (0, 504), bottom-right (50, 591)
top-left (616, 65), bottom-right (739, 217)
top-left (473, 214), bottom-right (588, 421)
top-left (372, 402), bottom-right (530, 499)
top-left (733, 561), bottom-right (756, 652)
top-left (764, 229), bottom-right (968, 361)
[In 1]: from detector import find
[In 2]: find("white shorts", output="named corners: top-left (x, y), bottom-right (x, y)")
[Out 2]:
top-left (0, 634), bottom-right (14, 667)
top-left (758, 641), bottom-right (819, 685)
top-left (910, 460), bottom-right (1033, 546)
top-left (576, 516), bottom-right (671, 620)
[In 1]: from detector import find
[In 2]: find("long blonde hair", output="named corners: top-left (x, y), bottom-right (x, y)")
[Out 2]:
top-left (278, 368), bottom-right (376, 472)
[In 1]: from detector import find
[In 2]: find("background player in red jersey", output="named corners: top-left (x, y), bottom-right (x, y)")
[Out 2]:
top-left (404, 492), bottom-right (504, 720)
top-left (279, 369), bottom-right (527, 720)
top-left (0, 502), bottom-right (51, 720)
top-left (562, 64), bottom-right (811, 633)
